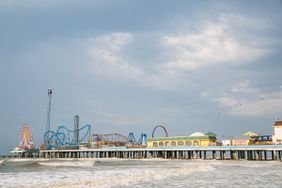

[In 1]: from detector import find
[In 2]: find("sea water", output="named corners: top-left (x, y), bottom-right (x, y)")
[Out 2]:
top-left (1, 158), bottom-right (282, 188)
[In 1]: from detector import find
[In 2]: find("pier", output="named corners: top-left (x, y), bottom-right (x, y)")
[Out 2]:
top-left (14, 145), bottom-right (282, 161)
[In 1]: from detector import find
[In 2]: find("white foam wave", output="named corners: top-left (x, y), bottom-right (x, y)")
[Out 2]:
top-left (0, 160), bottom-right (216, 188)
top-left (42, 162), bottom-right (215, 188)
top-left (5, 158), bottom-right (49, 163)
top-left (38, 159), bottom-right (95, 167)
top-left (2, 159), bottom-right (282, 188)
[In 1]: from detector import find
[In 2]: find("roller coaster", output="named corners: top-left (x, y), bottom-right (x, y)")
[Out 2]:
top-left (42, 89), bottom-right (147, 150)
top-left (152, 125), bottom-right (168, 138)
top-left (43, 89), bottom-right (91, 150)
top-left (43, 124), bottom-right (91, 149)
top-left (92, 132), bottom-right (147, 148)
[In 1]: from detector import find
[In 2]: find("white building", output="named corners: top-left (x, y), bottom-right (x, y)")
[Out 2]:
top-left (272, 120), bottom-right (282, 144)
top-left (222, 139), bottom-right (232, 146)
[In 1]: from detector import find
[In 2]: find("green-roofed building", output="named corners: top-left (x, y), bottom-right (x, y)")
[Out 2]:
top-left (147, 132), bottom-right (217, 148)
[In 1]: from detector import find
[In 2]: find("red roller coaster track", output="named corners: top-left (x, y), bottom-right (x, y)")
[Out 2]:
top-left (152, 125), bottom-right (168, 138)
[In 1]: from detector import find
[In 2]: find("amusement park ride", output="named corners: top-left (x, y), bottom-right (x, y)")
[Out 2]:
top-left (92, 132), bottom-right (147, 148)
top-left (11, 124), bottom-right (34, 152)
top-left (42, 89), bottom-right (147, 150)
top-left (42, 89), bottom-right (91, 149)
top-left (13, 89), bottom-right (150, 152)
top-left (19, 124), bottom-right (34, 150)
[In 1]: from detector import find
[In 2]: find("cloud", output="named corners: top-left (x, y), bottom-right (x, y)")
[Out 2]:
top-left (160, 14), bottom-right (271, 71)
top-left (84, 32), bottom-right (189, 90)
top-left (86, 32), bottom-right (144, 81)
top-left (94, 112), bottom-right (139, 126)
top-left (214, 81), bottom-right (282, 117)
top-left (201, 91), bottom-right (209, 97)
top-left (81, 14), bottom-right (276, 92)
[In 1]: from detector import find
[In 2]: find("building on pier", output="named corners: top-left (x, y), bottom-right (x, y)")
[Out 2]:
top-left (147, 132), bottom-right (216, 148)
top-left (273, 120), bottom-right (282, 144)
top-left (249, 135), bottom-right (273, 145)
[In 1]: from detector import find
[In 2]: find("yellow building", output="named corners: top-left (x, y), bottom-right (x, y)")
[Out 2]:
top-left (147, 132), bottom-right (216, 148)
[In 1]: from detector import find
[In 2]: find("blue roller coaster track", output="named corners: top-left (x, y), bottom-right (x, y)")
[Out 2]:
top-left (43, 124), bottom-right (91, 150)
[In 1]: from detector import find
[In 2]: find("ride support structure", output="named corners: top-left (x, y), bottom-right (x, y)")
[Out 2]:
top-left (46, 89), bottom-right (52, 133)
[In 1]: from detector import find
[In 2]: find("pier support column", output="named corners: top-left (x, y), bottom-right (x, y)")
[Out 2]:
top-left (250, 151), bottom-right (254, 160)
top-left (237, 151), bottom-right (241, 160)
top-left (171, 151), bottom-right (175, 159)
top-left (212, 151), bottom-right (216, 160)
top-left (255, 151), bottom-right (259, 160)
top-left (185, 151), bottom-right (188, 159)
top-left (230, 151), bottom-right (235, 160)
top-left (203, 151), bottom-right (207, 160)
top-left (242, 151), bottom-right (246, 159)
top-left (272, 151), bottom-right (277, 160)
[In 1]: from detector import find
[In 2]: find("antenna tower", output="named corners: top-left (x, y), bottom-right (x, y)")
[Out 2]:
top-left (46, 89), bottom-right (52, 132)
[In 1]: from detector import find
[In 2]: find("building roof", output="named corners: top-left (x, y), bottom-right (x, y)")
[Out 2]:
top-left (190, 132), bottom-right (205, 136)
top-left (273, 120), bottom-right (282, 127)
top-left (147, 135), bottom-right (216, 141)
top-left (206, 131), bottom-right (216, 136)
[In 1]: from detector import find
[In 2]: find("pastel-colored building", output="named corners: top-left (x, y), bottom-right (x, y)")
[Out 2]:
top-left (272, 120), bottom-right (282, 144)
top-left (222, 139), bottom-right (232, 146)
top-left (147, 132), bottom-right (216, 148)
top-left (222, 139), bottom-right (249, 146)
top-left (232, 139), bottom-right (249, 146)
top-left (249, 135), bottom-right (272, 145)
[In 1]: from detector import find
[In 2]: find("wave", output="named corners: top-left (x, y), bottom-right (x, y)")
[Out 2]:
top-left (40, 162), bottom-right (216, 188)
top-left (5, 158), bottom-right (49, 163)
top-left (38, 159), bottom-right (95, 167)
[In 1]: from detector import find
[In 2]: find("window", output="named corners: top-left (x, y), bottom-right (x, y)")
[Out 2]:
top-left (185, 141), bottom-right (192, 146)
top-left (193, 140), bottom-right (199, 146)
top-left (153, 142), bottom-right (158, 147)
top-left (171, 141), bottom-right (176, 146)
top-left (159, 142), bottom-right (164, 146)
top-left (178, 141), bottom-right (184, 146)
top-left (165, 142), bottom-right (170, 146)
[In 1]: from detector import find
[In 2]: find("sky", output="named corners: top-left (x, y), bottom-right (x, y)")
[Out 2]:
top-left (0, 0), bottom-right (282, 155)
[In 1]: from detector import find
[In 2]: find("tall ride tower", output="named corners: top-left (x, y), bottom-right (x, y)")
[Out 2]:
top-left (46, 89), bottom-right (52, 132)
top-left (74, 115), bottom-right (79, 146)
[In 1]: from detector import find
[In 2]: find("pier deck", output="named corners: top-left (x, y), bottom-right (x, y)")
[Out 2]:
top-left (15, 145), bottom-right (282, 160)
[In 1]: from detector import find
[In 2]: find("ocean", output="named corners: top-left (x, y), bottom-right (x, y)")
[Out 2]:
top-left (0, 158), bottom-right (282, 188)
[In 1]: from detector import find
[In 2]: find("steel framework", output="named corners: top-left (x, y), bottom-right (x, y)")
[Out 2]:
top-left (43, 124), bottom-right (91, 149)
top-left (152, 125), bottom-right (168, 138)
top-left (19, 124), bottom-right (34, 149)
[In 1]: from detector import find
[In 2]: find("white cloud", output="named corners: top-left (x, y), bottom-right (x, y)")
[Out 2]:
top-left (201, 91), bottom-right (209, 97)
top-left (94, 112), bottom-right (139, 126)
top-left (160, 14), bottom-right (271, 71)
top-left (231, 80), bottom-right (258, 94)
top-left (84, 32), bottom-right (189, 90)
top-left (82, 14), bottom-right (275, 91)
top-left (214, 81), bottom-right (282, 117)
top-left (86, 32), bottom-right (144, 80)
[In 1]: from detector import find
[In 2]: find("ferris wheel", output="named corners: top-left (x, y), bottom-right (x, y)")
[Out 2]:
top-left (19, 124), bottom-right (33, 149)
